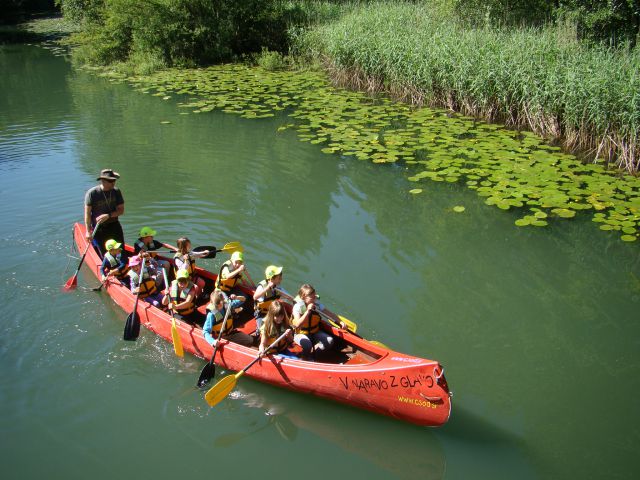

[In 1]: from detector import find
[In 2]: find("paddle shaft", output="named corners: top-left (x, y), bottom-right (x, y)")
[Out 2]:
top-left (163, 267), bottom-right (184, 357)
top-left (273, 287), bottom-right (384, 348)
top-left (92, 277), bottom-right (109, 292)
top-left (242, 269), bottom-right (257, 289)
top-left (276, 287), bottom-right (340, 328)
top-left (123, 256), bottom-right (146, 340)
top-left (153, 242), bottom-right (241, 257)
top-left (210, 301), bottom-right (233, 363)
top-left (197, 299), bottom-right (233, 386)
top-left (65, 224), bottom-right (99, 288)
top-left (204, 330), bottom-right (291, 407)
top-left (240, 329), bottom-right (292, 376)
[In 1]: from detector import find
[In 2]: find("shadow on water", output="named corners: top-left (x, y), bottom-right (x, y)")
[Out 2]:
top-left (438, 405), bottom-right (537, 479)
top-left (212, 387), bottom-right (447, 480)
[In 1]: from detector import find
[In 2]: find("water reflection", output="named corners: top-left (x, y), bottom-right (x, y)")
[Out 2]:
top-left (216, 388), bottom-right (447, 480)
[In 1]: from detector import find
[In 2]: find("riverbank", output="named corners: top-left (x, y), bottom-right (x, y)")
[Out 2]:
top-left (0, 15), bottom-right (78, 44)
top-left (11, 3), bottom-right (640, 244)
top-left (292, 2), bottom-right (640, 174)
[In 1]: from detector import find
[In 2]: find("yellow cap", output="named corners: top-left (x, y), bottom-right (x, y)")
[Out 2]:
top-left (105, 239), bottom-right (121, 251)
top-left (176, 269), bottom-right (190, 280)
top-left (265, 265), bottom-right (283, 279)
top-left (231, 251), bottom-right (243, 263)
top-left (139, 226), bottom-right (156, 237)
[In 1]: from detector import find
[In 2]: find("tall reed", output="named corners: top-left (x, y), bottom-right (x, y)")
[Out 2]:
top-left (293, 1), bottom-right (640, 172)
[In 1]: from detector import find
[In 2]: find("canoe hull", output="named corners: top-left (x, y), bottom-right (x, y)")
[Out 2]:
top-left (73, 223), bottom-right (451, 426)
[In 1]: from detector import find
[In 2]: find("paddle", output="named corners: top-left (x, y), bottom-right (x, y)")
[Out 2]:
top-left (163, 268), bottom-right (184, 358)
top-left (192, 242), bottom-right (243, 259)
top-left (63, 224), bottom-right (99, 291)
top-left (315, 309), bottom-right (387, 348)
top-left (197, 299), bottom-right (233, 387)
top-left (242, 268), bottom-right (257, 289)
top-left (276, 287), bottom-right (387, 349)
top-left (276, 287), bottom-right (358, 334)
top-left (123, 257), bottom-right (146, 341)
top-left (150, 242), bottom-right (242, 259)
top-left (204, 329), bottom-right (291, 407)
top-left (91, 277), bottom-right (109, 292)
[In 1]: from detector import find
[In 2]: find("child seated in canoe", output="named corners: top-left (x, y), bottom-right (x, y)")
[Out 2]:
top-left (259, 300), bottom-right (296, 358)
top-left (162, 269), bottom-right (204, 326)
top-left (134, 226), bottom-right (172, 287)
top-left (291, 284), bottom-right (344, 359)
top-left (203, 290), bottom-right (254, 348)
top-left (214, 251), bottom-right (247, 301)
top-left (253, 265), bottom-right (284, 335)
top-left (100, 239), bottom-right (128, 283)
top-left (173, 237), bottom-right (211, 297)
top-left (126, 255), bottom-right (164, 307)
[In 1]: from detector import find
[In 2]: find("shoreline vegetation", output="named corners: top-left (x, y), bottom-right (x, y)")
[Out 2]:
top-left (294, 3), bottom-right (639, 174)
top-left (4, 1), bottom-right (640, 242)
top-left (47, 0), bottom-right (639, 174)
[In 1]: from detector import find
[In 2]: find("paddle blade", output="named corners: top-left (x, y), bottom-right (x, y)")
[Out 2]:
top-left (171, 319), bottom-right (184, 357)
top-left (123, 312), bottom-right (140, 341)
top-left (338, 315), bottom-right (358, 333)
top-left (63, 275), bottom-right (78, 291)
top-left (204, 374), bottom-right (238, 407)
top-left (221, 242), bottom-right (242, 253)
top-left (214, 432), bottom-right (248, 447)
top-left (197, 362), bottom-right (216, 388)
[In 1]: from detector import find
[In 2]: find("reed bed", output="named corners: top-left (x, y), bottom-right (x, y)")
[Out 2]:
top-left (293, 1), bottom-right (640, 173)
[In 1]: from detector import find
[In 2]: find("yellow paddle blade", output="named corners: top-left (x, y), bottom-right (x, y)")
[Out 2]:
top-left (338, 315), bottom-right (358, 334)
top-left (221, 242), bottom-right (242, 253)
top-left (171, 318), bottom-right (184, 357)
top-left (205, 374), bottom-right (238, 407)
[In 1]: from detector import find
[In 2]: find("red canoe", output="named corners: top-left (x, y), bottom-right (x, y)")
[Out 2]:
top-left (73, 223), bottom-right (452, 426)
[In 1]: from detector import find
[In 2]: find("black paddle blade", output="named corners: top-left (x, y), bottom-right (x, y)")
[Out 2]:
top-left (192, 245), bottom-right (217, 259)
top-left (123, 312), bottom-right (140, 341)
top-left (197, 362), bottom-right (216, 388)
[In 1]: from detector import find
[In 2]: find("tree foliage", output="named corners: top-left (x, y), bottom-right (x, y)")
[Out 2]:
top-left (452, 0), bottom-right (639, 48)
top-left (2, 0), bottom-right (56, 24)
top-left (58, 0), bottom-right (306, 69)
top-left (557, 0), bottom-right (640, 48)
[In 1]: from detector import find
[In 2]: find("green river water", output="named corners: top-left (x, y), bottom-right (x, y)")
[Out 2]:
top-left (1, 44), bottom-right (639, 480)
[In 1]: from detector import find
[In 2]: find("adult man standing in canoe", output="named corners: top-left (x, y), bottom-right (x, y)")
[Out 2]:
top-left (84, 168), bottom-right (125, 256)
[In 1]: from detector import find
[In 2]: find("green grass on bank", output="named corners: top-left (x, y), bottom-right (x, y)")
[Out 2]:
top-left (293, 1), bottom-right (640, 173)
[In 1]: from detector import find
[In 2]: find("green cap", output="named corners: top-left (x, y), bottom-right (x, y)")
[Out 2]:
top-left (265, 265), bottom-right (283, 279)
top-left (231, 251), bottom-right (243, 263)
top-left (139, 226), bottom-right (156, 237)
top-left (176, 269), bottom-right (190, 280)
top-left (105, 239), bottom-right (121, 251)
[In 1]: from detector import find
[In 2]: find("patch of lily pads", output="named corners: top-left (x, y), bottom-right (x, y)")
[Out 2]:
top-left (88, 63), bottom-right (639, 244)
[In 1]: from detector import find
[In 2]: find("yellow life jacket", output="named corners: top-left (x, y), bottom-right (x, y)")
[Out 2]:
top-left (215, 260), bottom-right (239, 293)
top-left (260, 323), bottom-right (289, 353)
top-left (255, 279), bottom-right (280, 316)
top-left (205, 305), bottom-right (234, 335)
top-left (127, 269), bottom-right (158, 298)
top-left (173, 252), bottom-right (195, 276)
top-left (104, 252), bottom-right (129, 279)
top-left (294, 302), bottom-right (321, 335)
top-left (169, 280), bottom-right (195, 316)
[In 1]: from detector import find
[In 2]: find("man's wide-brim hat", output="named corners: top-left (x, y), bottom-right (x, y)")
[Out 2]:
top-left (97, 169), bottom-right (120, 181)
